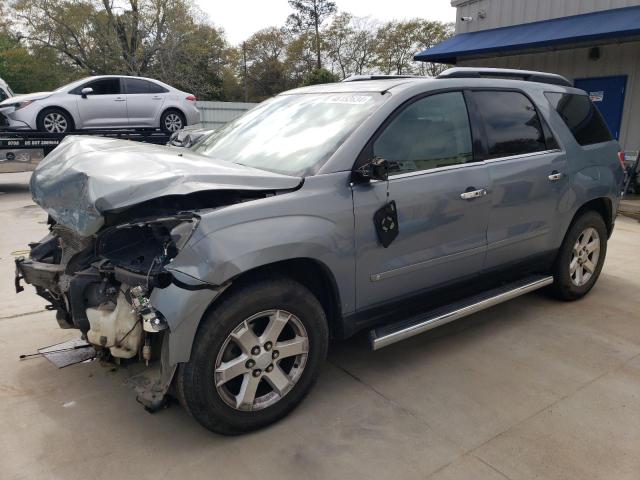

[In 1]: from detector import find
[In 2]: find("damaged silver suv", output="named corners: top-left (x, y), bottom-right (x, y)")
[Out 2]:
top-left (16, 68), bottom-right (624, 435)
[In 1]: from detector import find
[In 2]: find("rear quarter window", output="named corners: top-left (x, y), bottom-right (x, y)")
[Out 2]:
top-left (545, 92), bottom-right (613, 146)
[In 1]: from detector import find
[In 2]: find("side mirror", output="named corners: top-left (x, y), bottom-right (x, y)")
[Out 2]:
top-left (353, 157), bottom-right (397, 182)
top-left (81, 87), bottom-right (94, 99)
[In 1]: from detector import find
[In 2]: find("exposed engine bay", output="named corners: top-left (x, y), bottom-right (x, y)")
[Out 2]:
top-left (15, 213), bottom-right (199, 365)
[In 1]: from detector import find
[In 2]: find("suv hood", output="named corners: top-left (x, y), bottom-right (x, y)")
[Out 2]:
top-left (0, 91), bottom-right (51, 105)
top-left (31, 136), bottom-right (302, 236)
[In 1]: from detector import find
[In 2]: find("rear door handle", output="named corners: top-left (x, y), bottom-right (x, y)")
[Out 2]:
top-left (460, 188), bottom-right (487, 200)
top-left (114, 97), bottom-right (126, 102)
top-left (548, 171), bottom-right (563, 182)
top-left (152, 96), bottom-right (163, 100)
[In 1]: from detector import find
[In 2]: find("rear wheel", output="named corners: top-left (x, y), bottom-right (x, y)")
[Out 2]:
top-left (37, 108), bottom-right (73, 133)
top-left (176, 277), bottom-right (329, 435)
top-left (160, 109), bottom-right (185, 133)
top-left (551, 211), bottom-right (608, 300)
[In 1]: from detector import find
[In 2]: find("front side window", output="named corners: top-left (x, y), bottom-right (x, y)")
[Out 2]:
top-left (192, 92), bottom-right (387, 176)
top-left (473, 91), bottom-right (547, 159)
top-left (0, 89), bottom-right (8, 102)
top-left (373, 91), bottom-right (473, 175)
top-left (545, 92), bottom-right (613, 146)
top-left (81, 78), bottom-right (121, 95)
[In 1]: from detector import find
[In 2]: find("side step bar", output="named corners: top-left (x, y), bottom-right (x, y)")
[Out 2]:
top-left (370, 275), bottom-right (554, 350)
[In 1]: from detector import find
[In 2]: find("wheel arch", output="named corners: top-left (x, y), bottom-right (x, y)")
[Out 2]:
top-left (572, 197), bottom-right (614, 237)
top-left (161, 106), bottom-right (187, 126)
top-left (201, 258), bottom-right (343, 340)
top-left (37, 105), bottom-right (77, 130)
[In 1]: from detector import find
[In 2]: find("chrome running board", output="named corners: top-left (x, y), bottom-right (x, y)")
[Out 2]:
top-left (370, 275), bottom-right (554, 350)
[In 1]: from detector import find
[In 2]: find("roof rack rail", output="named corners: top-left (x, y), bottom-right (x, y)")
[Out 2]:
top-left (342, 74), bottom-right (425, 82)
top-left (436, 67), bottom-right (572, 87)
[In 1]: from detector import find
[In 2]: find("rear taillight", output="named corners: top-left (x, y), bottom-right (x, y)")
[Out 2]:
top-left (618, 151), bottom-right (627, 171)
top-left (186, 95), bottom-right (197, 102)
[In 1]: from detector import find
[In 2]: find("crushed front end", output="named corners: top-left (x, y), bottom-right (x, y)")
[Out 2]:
top-left (15, 213), bottom-right (200, 409)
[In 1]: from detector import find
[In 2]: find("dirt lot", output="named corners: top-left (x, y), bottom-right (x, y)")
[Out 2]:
top-left (1, 171), bottom-right (639, 480)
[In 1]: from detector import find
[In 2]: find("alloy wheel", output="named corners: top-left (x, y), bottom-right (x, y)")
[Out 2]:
top-left (570, 227), bottom-right (600, 287)
top-left (164, 113), bottom-right (183, 132)
top-left (214, 309), bottom-right (309, 411)
top-left (43, 112), bottom-right (68, 133)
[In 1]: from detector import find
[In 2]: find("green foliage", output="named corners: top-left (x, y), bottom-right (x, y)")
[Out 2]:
top-left (302, 68), bottom-right (338, 86)
top-left (0, 0), bottom-right (453, 101)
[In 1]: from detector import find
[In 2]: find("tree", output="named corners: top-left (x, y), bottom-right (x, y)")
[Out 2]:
top-left (374, 19), bottom-right (453, 76)
top-left (324, 13), bottom-right (378, 79)
top-left (287, 0), bottom-right (336, 70)
top-left (302, 67), bottom-right (338, 86)
top-left (243, 27), bottom-right (290, 101)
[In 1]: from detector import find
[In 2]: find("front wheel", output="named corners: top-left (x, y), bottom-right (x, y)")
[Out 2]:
top-left (37, 108), bottom-right (73, 133)
top-left (176, 277), bottom-right (329, 435)
top-left (551, 210), bottom-right (608, 300)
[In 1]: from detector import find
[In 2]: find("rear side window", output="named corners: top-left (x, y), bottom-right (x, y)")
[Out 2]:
top-left (473, 91), bottom-right (547, 159)
top-left (545, 92), bottom-right (613, 146)
top-left (373, 91), bottom-right (473, 174)
top-left (124, 78), bottom-right (168, 94)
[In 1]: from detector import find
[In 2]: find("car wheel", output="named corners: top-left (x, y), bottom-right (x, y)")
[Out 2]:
top-left (176, 277), bottom-right (329, 435)
top-left (551, 210), bottom-right (608, 301)
top-left (160, 110), bottom-right (185, 133)
top-left (37, 108), bottom-right (73, 134)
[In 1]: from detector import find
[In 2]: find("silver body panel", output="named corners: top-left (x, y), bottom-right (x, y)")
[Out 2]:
top-left (25, 76), bottom-right (624, 369)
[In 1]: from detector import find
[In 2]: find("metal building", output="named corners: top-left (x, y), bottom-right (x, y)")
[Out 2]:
top-left (416, 0), bottom-right (640, 154)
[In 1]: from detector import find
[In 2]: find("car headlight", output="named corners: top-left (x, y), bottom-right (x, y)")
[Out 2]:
top-left (96, 215), bottom-right (199, 274)
top-left (6, 100), bottom-right (35, 110)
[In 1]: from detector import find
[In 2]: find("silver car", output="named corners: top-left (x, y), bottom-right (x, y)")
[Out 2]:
top-left (0, 75), bottom-right (200, 133)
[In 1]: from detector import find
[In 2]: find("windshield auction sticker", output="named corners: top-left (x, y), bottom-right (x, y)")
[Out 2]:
top-left (324, 95), bottom-right (372, 105)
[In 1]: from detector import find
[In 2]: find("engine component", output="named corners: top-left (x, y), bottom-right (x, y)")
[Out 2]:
top-left (86, 287), bottom-right (142, 359)
top-left (130, 285), bottom-right (168, 333)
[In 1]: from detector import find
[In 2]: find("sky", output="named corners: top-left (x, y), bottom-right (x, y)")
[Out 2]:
top-left (196, 0), bottom-right (457, 45)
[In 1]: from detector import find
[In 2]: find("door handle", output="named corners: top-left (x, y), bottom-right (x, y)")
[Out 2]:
top-left (460, 188), bottom-right (487, 200)
top-left (114, 97), bottom-right (126, 102)
top-left (152, 96), bottom-right (163, 100)
top-left (548, 171), bottom-right (563, 182)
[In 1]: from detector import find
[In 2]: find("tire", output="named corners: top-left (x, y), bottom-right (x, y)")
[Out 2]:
top-left (551, 210), bottom-right (608, 301)
top-left (37, 108), bottom-right (74, 133)
top-left (160, 109), bottom-right (185, 133)
top-left (176, 277), bottom-right (329, 435)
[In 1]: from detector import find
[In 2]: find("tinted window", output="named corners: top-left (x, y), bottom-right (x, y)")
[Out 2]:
top-left (373, 92), bottom-right (473, 174)
top-left (148, 81), bottom-right (168, 94)
top-left (0, 89), bottom-right (8, 102)
top-left (82, 78), bottom-right (120, 95)
top-left (473, 91), bottom-right (547, 159)
top-left (125, 78), bottom-right (168, 94)
top-left (545, 92), bottom-right (613, 146)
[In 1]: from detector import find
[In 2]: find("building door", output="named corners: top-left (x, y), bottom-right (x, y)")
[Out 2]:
top-left (574, 76), bottom-right (627, 139)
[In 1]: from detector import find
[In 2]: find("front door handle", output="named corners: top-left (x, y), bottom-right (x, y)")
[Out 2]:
top-left (548, 171), bottom-right (564, 182)
top-left (152, 96), bottom-right (163, 100)
top-left (114, 97), bottom-right (126, 102)
top-left (460, 188), bottom-right (487, 200)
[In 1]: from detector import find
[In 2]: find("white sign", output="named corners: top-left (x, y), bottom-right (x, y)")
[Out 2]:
top-left (589, 91), bottom-right (604, 102)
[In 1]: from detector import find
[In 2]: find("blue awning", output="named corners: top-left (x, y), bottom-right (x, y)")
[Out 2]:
top-left (415, 5), bottom-right (640, 64)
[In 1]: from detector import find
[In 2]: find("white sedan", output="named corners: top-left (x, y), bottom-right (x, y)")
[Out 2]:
top-left (0, 75), bottom-right (200, 134)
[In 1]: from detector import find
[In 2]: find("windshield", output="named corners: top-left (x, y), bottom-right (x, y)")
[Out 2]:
top-left (192, 92), bottom-right (387, 175)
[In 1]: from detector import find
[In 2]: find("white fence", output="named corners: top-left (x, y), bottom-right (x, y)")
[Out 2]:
top-left (195, 101), bottom-right (257, 129)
